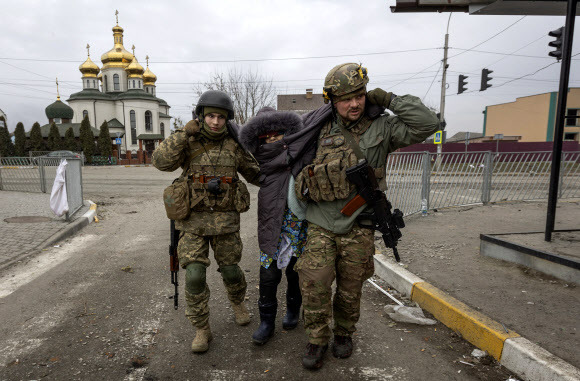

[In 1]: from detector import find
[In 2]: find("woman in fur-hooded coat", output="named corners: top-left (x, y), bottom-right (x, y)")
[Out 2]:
top-left (239, 105), bottom-right (330, 345)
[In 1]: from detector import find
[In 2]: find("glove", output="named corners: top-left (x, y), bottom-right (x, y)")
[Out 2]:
top-left (184, 119), bottom-right (201, 136)
top-left (367, 88), bottom-right (394, 109)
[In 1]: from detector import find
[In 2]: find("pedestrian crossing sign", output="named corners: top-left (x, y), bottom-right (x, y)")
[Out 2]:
top-left (434, 131), bottom-right (443, 144)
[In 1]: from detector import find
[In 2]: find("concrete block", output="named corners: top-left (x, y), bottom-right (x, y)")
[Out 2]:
top-left (501, 337), bottom-right (580, 381)
top-left (373, 253), bottom-right (423, 297)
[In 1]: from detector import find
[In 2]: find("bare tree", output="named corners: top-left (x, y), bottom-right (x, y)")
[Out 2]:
top-left (172, 116), bottom-right (184, 131)
top-left (194, 68), bottom-right (275, 125)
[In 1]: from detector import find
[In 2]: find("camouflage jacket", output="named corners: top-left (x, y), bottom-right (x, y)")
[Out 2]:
top-left (305, 95), bottom-right (441, 234)
top-left (152, 128), bottom-right (260, 236)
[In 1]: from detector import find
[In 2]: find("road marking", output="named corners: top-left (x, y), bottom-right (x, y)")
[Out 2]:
top-left (0, 234), bottom-right (98, 298)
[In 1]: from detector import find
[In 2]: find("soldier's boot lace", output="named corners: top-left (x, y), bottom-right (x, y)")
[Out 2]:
top-left (302, 343), bottom-right (328, 370)
top-left (191, 324), bottom-right (212, 353)
top-left (231, 301), bottom-right (250, 326)
top-left (332, 335), bottom-right (353, 358)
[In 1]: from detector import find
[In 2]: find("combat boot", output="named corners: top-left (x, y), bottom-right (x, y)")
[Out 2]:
top-left (231, 301), bottom-right (250, 326)
top-left (302, 343), bottom-right (328, 370)
top-left (332, 335), bottom-right (353, 358)
top-left (191, 325), bottom-right (213, 353)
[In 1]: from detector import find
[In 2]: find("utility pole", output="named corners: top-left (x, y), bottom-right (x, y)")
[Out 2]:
top-left (545, 0), bottom-right (578, 241)
top-left (436, 14), bottom-right (451, 170)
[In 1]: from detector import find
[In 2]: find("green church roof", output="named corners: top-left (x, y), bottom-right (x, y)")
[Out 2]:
top-left (45, 99), bottom-right (74, 119)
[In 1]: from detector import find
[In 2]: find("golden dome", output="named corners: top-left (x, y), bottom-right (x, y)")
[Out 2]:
top-left (126, 55), bottom-right (144, 78)
top-left (143, 56), bottom-right (157, 86)
top-left (79, 55), bottom-right (100, 78)
top-left (100, 24), bottom-right (133, 69)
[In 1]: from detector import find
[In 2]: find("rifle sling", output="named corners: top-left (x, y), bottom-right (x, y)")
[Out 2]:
top-left (336, 122), bottom-right (366, 161)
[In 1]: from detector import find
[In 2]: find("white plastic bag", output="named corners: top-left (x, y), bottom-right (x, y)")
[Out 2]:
top-left (50, 159), bottom-right (69, 217)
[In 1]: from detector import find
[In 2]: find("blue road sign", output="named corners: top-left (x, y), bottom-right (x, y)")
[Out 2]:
top-left (115, 138), bottom-right (122, 145)
top-left (434, 131), bottom-right (443, 144)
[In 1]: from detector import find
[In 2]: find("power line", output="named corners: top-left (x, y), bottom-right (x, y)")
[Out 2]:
top-left (447, 16), bottom-right (527, 60)
top-left (423, 62), bottom-right (442, 101)
top-left (0, 48), bottom-right (441, 64)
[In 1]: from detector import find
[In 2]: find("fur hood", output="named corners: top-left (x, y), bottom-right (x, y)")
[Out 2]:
top-left (239, 108), bottom-right (303, 154)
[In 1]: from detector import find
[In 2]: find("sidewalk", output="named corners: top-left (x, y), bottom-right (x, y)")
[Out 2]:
top-left (0, 191), bottom-right (96, 270)
top-left (374, 199), bottom-right (579, 380)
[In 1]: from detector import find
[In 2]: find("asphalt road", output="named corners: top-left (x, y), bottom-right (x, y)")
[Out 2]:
top-left (0, 166), bottom-right (514, 380)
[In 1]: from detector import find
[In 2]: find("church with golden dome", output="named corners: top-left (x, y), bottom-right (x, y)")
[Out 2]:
top-left (67, 15), bottom-right (171, 156)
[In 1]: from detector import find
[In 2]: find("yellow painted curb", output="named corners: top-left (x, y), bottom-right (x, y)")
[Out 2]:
top-left (411, 282), bottom-right (520, 361)
top-left (89, 203), bottom-right (97, 211)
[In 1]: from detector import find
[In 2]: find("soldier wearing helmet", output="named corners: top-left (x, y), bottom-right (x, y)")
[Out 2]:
top-left (152, 90), bottom-right (260, 354)
top-left (294, 63), bottom-right (442, 369)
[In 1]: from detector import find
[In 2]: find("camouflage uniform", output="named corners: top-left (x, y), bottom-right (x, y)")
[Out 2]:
top-left (295, 63), bottom-right (441, 346)
top-left (153, 127), bottom-right (260, 329)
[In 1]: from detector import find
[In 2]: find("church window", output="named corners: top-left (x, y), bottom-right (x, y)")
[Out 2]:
top-left (160, 123), bottom-right (165, 137)
top-left (83, 110), bottom-right (88, 119)
top-left (139, 81), bottom-right (141, 89)
top-left (104, 76), bottom-right (108, 92)
top-left (86, 80), bottom-right (90, 88)
top-left (93, 80), bottom-right (96, 88)
top-left (133, 80), bottom-right (135, 89)
top-left (130, 110), bottom-right (137, 144)
top-left (146, 88), bottom-right (149, 93)
top-left (113, 74), bottom-right (120, 91)
top-left (145, 111), bottom-right (152, 131)
top-left (54, 118), bottom-right (62, 124)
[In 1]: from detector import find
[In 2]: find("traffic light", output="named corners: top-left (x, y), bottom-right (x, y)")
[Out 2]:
top-left (548, 27), bottom-right (564, 60)
top-left (458, 75), bottom-right (468, 94)
top-left (480, 68), bottom-right (493, 91)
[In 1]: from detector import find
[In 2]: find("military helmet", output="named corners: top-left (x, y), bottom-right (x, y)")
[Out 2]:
top-left (322, 63), bottom-right (369, 104)
top-left (195, 90), bottom-right (235, 120)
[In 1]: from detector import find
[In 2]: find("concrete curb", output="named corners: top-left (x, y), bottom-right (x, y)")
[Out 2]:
top-left (0, 201), bottom-right (97, 272)
top-left (374, 252), bottom-right (580, 381)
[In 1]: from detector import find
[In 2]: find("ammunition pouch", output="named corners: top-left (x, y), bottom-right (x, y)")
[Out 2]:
top-left (163, 177), bottom-right (191, 220)
top-left (188, 176), bottom-right (250, 213)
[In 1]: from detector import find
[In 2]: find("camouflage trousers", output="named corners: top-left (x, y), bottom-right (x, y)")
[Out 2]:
top-left (295, 223), bottom-right (375, 346)
top-left (178, 231), bottom-right (246, 328)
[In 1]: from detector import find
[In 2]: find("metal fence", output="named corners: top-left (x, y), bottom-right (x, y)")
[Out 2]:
top-left (0, 157), bottom-right (84, 220)
top-left (385, 151), bottom-right (580, 216)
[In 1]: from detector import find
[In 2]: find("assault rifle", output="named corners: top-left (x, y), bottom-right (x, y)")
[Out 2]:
top-left (169, 220), bottom-right (180, 309)
top-left (341, 159), bottom-right (405, 262)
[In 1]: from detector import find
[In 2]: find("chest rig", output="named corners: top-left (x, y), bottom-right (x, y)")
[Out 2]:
top-left (296, 116), bottom-right (371, 202)
top-left (184, 136), bottom-right (250, 213)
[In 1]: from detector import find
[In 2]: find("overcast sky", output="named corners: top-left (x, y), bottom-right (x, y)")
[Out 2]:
top-left (1, 0), bottom-right (578, 138)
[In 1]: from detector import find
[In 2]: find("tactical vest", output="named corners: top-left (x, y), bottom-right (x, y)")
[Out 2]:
top-left (297, 116), bottom-right (387, 202)
top-left (185, 136), bottom-right (251, 213)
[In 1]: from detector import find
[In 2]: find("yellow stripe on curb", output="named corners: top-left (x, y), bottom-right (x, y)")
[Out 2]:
top-left (90, 203), bottom-right (97, 211)
top-left (411, 282), bottom-right (520, 361)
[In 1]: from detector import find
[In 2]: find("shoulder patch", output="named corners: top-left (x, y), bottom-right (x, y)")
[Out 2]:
top-left (321, 137), bottom-right (334, 147)
top-left (333, 136), bottom-right (345, 147)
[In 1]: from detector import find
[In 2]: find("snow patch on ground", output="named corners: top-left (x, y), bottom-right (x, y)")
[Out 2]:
top-left (0, 234), bottom-right (98, 298)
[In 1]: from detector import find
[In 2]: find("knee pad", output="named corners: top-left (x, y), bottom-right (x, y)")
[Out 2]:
top-left (220, 264), bottom-right (243, 285)
top-left (185, 263), bottom-right (207, 294)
